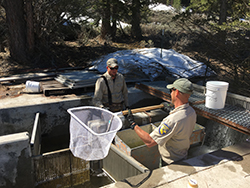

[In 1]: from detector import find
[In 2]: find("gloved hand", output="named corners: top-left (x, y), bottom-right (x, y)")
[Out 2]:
top-left (125, 109), bottom-right (137, 130)
top-left (161, 102), bottom-right (173, 112)
top-left (102, 106), bottom-right (110, 110)
top-left (123, 106), bottom-right (130, 111)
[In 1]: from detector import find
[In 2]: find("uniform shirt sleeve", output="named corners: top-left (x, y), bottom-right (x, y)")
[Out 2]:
top-left (150, 117), bottom-right (178, 146)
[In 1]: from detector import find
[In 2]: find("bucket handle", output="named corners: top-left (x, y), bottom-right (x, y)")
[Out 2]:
top-left (205, 93), bottom-right (217, 99)
top-left (206, 86), bottom-right (219, 92)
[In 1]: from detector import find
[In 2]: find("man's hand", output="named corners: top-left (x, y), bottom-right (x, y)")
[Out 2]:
top-left (125, 109), bottom-right (137, 129)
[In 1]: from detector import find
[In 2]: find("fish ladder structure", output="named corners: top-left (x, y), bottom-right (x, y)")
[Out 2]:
top-left (135, 81), bottom-right (250, 136)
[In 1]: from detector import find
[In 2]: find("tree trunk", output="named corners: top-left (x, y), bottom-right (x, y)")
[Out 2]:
top-left (101, 0), bottom-right (112, 39)
top-left (26, 0), bottom-right (34, 54)
top-left (219, 0), bottom-right (227, 25)
top-left (111, 3), bottom-right (117, 39)
top-left (3, 0), bottom-right (27, 63)
top-left (131, 0), bottom-right (142, 40)
top-left (111, 18), bottom-right (117, 39)
top-left (217, 0), bottom-right (227, 43)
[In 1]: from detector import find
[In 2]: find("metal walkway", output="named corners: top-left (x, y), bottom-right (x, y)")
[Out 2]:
top-left (135, 81), bottom-right (250, 135)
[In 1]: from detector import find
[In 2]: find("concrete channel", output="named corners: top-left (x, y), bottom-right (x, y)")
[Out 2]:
top-left (0, 80), bottom-right (250, 188)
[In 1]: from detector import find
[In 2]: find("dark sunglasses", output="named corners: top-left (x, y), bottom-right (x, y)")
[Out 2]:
top-left (170, 88), bottom-right (176, 93)
top-left (110, 66), bottom-right (118, 70)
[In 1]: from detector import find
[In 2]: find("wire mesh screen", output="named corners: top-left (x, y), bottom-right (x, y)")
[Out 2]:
top-left (67, 106), bottom-right (122, 161)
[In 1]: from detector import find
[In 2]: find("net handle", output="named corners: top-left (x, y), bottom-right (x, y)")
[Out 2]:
top-left (122, 104), bottom-right (164, 116)
top-left (106, 115), bottom-right (114, 132)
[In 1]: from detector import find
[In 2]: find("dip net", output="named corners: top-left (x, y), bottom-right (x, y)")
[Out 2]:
top-left (67, 106), bottom-right (122, 161)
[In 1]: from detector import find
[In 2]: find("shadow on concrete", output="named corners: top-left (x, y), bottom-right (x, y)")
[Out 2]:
top-left (121, 170), bottom-right (153, 188)
top-left (176, 149), bottom-right (243, 167)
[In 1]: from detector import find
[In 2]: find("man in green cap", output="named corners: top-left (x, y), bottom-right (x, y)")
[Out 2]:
top-left (93, 58), bottom-right (129, 112)
top-left (126, 78), bottom-right (196, 166)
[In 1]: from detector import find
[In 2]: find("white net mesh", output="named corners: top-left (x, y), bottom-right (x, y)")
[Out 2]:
top-left (67, 106), bottom-right (122, 161)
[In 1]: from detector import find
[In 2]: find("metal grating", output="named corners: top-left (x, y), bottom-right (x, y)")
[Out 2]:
top-left (195, 104), bottom-right (250, 128)
top-left (135, 81), bottom-right (250, 135)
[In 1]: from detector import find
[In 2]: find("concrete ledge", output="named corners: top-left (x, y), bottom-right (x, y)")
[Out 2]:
top-left (102, 141), bottom-right (250, 188)
top-left (0, 87), bottom-right (158, 137)
top-left (0, 132), bottom-right (33, 188)
top-left (0, 94), bottom-right (92, 137)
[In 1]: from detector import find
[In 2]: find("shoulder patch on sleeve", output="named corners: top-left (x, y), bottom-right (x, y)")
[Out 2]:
top-left (159, 122), bottom-right (171, 135)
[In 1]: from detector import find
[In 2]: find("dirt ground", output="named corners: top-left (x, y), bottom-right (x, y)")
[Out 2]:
top-left (0, 37), bottom-right (249, 99)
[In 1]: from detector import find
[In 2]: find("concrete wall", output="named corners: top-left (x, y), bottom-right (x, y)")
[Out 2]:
top-left (197, 115), bottom-right (250, 150)
top-left (0, 132), bottom-right (33, 188)
top-left (0, 88), bottom-right (156, 138)
top-left (127, 87), bottom-right (162, 108)
top-left (0, 85), bottom-right (249, 188)
top-left (0, 89), bottom-right (158, 188)
top-left (0, 95), bottom-right (92, 137)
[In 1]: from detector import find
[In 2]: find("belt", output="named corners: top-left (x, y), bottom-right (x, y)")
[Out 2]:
top-left (111, 103), bottom-right (123, 107)
top-left (104, 102), bottom-right (124, 112)
top-left (104, 102), bottom-right (124, 106)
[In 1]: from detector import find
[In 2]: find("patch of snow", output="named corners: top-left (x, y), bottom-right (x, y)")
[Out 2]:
top-left (149, 3), bottom-right (187, 13)
top-left (149, 4), bottom-right (175, 12)
top-left (239, 18), bottom-right (250, 23)
top-left (117, 21), bottom-right (130, 28)
top-left (61, 13), bottom-right (95, 24)
top-left (61, 12), bottom-right (129, 28)
top-left (89, 48), bottom-right (216, 80)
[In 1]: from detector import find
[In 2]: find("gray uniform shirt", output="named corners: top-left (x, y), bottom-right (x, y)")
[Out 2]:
top-left (92, 71), bottom-right (128, 108)
top-left (150, 103), bottom-right (196, 164)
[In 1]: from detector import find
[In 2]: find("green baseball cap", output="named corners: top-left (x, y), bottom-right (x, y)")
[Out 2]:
top-left (167, 78), bottom-right (193, 94)
top-left (107, 58), bottom-right (118, 68)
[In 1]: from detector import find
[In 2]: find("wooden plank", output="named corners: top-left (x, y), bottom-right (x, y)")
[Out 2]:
top-left (135, 82), bottom-right (171, 102)
top-left (193, 106), bottom-right (250, 136)
top-left (40, 80), bottom-right (71, 96)
top-left (40, 79), bottom-right (96, 96)
top-left (44, 88), bottom-right (71, 96)
top-left (0, 72), bottom-right (56, 83)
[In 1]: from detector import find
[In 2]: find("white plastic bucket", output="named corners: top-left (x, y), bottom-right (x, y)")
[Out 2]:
top-left (205, 81), bottom-right (229, 109)
top-left (26, 81), bottom-right (40, 93)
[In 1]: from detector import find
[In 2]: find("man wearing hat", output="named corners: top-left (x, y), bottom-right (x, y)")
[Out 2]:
top-left (126, 78), bottom-right (196, 166)
top-left (93, 58), bottom-right (129, 112)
